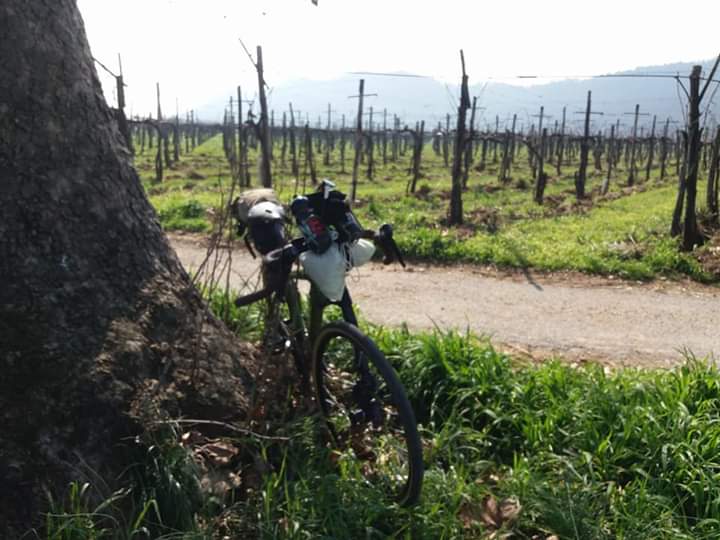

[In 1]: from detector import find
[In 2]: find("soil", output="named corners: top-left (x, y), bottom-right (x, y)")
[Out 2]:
top-left (170, 234), bottom-right (720, 369)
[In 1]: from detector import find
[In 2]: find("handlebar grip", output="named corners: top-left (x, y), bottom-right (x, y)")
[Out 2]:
top-left (375, 224), bottom-right (406, 268)
top-left (235, 288), bottom-right (272, 307)
top-left (390, 236), bottom-right (406, 268)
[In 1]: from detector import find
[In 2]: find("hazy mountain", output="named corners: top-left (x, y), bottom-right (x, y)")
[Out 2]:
top-left (198, 59), bottom-right (718, 135)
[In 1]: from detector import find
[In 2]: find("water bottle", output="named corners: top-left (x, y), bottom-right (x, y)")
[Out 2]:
top-left (290, 196), bottom-right (331, 253)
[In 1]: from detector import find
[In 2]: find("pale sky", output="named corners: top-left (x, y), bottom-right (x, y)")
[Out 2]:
top-left (78, 0), bottom-right (720, 118)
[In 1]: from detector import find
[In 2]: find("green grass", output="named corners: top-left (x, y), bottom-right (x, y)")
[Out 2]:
top-left (210, 323), bottom-right (720, 539)
top-left (389, 184), bottom-right (706, 280)
top-left (40, 427), bottom-right (208, 540)
top-left (42, 288), bottom-right (720, 539)
top-left (133, 132), bottom-right (717, 282)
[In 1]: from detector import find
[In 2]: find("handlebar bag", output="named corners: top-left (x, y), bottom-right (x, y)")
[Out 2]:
top-left (231, 188), bottom-right (279, 223)
top-left (306, 190), bottom-right (364, 243)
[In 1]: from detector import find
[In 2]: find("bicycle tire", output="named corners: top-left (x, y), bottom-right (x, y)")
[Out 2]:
top-left (312, 321), bottom-right (423, 506)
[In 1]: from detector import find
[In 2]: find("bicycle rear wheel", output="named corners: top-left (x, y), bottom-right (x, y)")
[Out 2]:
top-left (312, 321), bottom-right (423, 506)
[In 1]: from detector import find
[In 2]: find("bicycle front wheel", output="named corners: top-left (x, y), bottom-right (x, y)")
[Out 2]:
top-left (312, 321), bottom-right (423, 506)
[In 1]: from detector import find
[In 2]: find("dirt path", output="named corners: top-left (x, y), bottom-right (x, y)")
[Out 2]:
top-left (171, 235), bottom-right (719, 368)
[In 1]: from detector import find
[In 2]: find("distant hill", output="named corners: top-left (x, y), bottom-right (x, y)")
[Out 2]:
top-left (198, 59), bottom-right (718, 135)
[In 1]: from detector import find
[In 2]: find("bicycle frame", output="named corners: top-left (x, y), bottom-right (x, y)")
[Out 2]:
top-left (279, 277), bottom-right (356, 337)
top-left (235, 220), bottom-right (423, 505)
top-left (274, 272), bottom-right (362, 386)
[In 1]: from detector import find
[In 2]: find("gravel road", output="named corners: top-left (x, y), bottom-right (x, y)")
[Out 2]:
top-left (171, 235), bottom-right (719, 367)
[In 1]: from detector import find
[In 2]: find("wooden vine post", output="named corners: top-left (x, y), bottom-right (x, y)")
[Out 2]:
top-left (492, 116), bottom-right (499, 163)
top-left (382, 109), bottom-right (388, 165)
top-left (114, 54), bottom-right (132, 152)
top-left (449, 50), bottom-right (470, 226)
top-left (154, 83), bottom-right (164, 182)
top-left (575, 91), bottom-right (592, 199)
top-left (462, 97), bottom-right (478, 188)
top-left (574, 91), bottom-right (602, 199)
top-left (289, 103), bottom-right (299, 180)
top-left (405, 121), bottom-right (425, 194)
top-left (156, 82), bottom-right (171, 169)
top-left (280, 111), bottom-right (287, 168)
top-left (304, 123), bottom-right (317, 186)
top-left (443, 114), bottom-right (450, 168)
top-left (680, 65), bottom-right (703, 250)
top-left (190, 109), bottom-right (196, 150)
top-left (366, 107), bottom-right (375, 180)
top-left (625, 104), bottom-right (649, 186)
top-left (339, 114), bottom-right (347, 173)
top-left (645, 115), bottom-right (657, 181)
top-left (350, 79), bottom-right (365, 204)
top-left (323, 103), bottom-right (332, 166)
top-left (173, 98), bottom-right (180, 163)
top-left (707, 126), bottom-right (720, 222)
top-left (533, 128), bottom-right (548, 203)
top-left (601, 124), bottom-right (615, 195)
top-left (256, 46), bottom-right (272, 187)
top-left (499, 113), bottom-right (517, 183)
top-left (532, 106), bottom-right (552, 191)
top-left (659, 118), bottom-right (671, 180)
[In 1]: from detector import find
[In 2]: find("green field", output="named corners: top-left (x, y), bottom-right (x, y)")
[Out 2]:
top-left (135, 132), bottom-right (718, 282)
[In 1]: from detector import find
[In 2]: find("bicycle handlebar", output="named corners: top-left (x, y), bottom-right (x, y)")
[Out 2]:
top-left (235, 224), bottom-right (405, 307)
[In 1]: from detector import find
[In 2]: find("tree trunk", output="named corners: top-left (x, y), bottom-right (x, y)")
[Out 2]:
top-left (0, 2), bottom-right (253, 533)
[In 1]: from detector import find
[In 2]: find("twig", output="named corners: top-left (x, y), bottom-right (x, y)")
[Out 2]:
top-left (150, 419), bottom-right (291, 442)
top-left (238, 37), bottom-right (257, 69)
top-left (700, 53), bottom-right (720, 102)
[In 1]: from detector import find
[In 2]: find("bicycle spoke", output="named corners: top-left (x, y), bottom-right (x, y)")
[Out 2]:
top-left (314, 325), bottom-right (421, 504)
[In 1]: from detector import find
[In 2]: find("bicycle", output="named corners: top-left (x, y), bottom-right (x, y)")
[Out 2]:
top-left (232, 184), bottom-right (424, 506)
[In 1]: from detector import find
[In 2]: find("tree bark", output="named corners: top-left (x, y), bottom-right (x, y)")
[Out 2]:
top-left (0, 2), bottom-right (253, 532)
